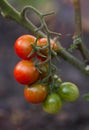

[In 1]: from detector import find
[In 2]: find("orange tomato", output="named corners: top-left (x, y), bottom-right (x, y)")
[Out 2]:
top-left (37, 38), bottom-right (58, 60)
top-left (37, 38), bottom-right (58, 53)
top-left (24, 83), bottom-right (47, 104)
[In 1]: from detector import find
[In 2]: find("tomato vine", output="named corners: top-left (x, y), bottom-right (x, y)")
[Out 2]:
top-left (1, 0), bottom-right (89, 114)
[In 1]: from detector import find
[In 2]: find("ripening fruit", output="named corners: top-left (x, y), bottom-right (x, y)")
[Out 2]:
top-left (57, 82), bottom-right (79, 102)
top-left (24, 83), bottom-right (47, 104)
top-left (14, 34), bottom-right (36, 60)
top-left (14, 60), bottom-right (40, 85)
top-left (42, 93), bottom-right (62, 114)
top-left (37, 38), bottom-right (59, 60)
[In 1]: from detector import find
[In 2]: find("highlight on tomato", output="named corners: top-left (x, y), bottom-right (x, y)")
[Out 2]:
top-left (57, 82), bottom-right (79, 102)
top-left (14, 60), bottom-right (40, 85)
top-left (42, 93), bottom-right (62, 114)
top-left (24, 83), bottom-right (48, 104)
top-left (14, 34), bottom-right (36, 60)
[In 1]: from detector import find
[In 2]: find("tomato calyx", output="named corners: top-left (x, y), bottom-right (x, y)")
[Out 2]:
top-left (25, 37), bottom-right (59, 61)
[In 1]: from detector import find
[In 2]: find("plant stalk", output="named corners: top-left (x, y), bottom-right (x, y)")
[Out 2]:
top-left (0, 0), bottom-right (89, 76)
top-left (73, 0), bottom-right (89, 62)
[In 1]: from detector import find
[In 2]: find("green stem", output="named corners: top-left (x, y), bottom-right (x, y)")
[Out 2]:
top-left (73, 0), bottom-right (89, 62)
top-left (21, 6), bottom-right (42, 18)
top-left (73, 0), bottom-right (82, 36)
top-left (57, 42), bottom-right (89, 75)
top-left (0, 0), bottom-right (45, 37)
top-left (0, 0), bottom-right (89, 75)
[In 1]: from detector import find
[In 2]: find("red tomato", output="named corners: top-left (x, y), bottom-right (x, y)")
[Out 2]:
top-left (37, 38), bottom-right (58, 54)
top-left (14, 60), bottom-right (40, 85)
top-left (37, 38), bottom-right (58, 61)
top-left (36, 55), bottom-right (46, 62)
top-left (24, 83), bottom-right (47, 104)
top-left (14, 35), bottom-right (36, 60)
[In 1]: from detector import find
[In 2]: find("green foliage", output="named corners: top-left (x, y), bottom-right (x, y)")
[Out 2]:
top-left (68, 37), bottom-right (82, 52)
top-left (83, 93), bottom-right (89, 101)
top-left (68, 43), bottom-right (78, 52)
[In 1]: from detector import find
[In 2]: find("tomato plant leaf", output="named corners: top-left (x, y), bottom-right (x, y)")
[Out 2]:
top-left (83, 93), bottom-right (89, 101)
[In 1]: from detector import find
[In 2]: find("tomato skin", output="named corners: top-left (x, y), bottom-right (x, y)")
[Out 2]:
top-left (14, 35), bottom-right (36, 60)
top-left (24, 84), bottom-right (47, 104)
top-left (36, 55), bottom-right (46, 62)
top-left (14, 60), bottom-right (40, 85)
top-left (37, 38), bottom-right (58, 60)
top-left (57, 82), bottom-right (79, 102)
top-left (42, 93), bottom-right (62, 114)
top-left (37, 38), bottom-right (58, 52)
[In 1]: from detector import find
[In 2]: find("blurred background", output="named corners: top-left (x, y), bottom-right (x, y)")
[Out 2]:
top-left (0, 0), bottom-right (89, 130)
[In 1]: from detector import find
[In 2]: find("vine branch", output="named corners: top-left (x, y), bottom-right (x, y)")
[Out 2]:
top-left (73, 0), bottom-right (82, 36)
top-left (0, 0), bottom-right (45, 37)
top-left (0, 0), bottom-right (89, 75)
top-left (73, 0), bottom-right (89, 62)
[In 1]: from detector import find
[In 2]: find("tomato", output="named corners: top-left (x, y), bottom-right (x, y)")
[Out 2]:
top-left (14, 60), bottom-right (40, 85)
top-left (37, 38), bottom-right (58, 52)
top-left (24, 83), bottom-right (47, 104)
top-left (14, 34), bottom-right (36, 60)
top-left (57, 82), bottom-right (79, 102)
top-left (37, 38), bottom-right (58, 60)
top-left (42, 93), bottom-right (62, 114)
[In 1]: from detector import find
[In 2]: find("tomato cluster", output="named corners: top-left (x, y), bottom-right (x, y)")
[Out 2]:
top-left (14, 34), bottom-right (79, 114)
top-left (14, 34), bottom-right (58, 61)
top-left (42, 81), bottom-right (79, 114)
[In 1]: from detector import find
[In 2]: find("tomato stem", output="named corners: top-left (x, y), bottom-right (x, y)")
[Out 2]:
top-left (73, 0), bottom-right (89, 63)
top-left (1, 0), bottom-right (89, 76)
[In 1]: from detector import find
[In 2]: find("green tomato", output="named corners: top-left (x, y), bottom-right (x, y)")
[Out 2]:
top-left (42, 93), bottom-right (62, 114)
top-left (57, 82), bottom-right (79, 102)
